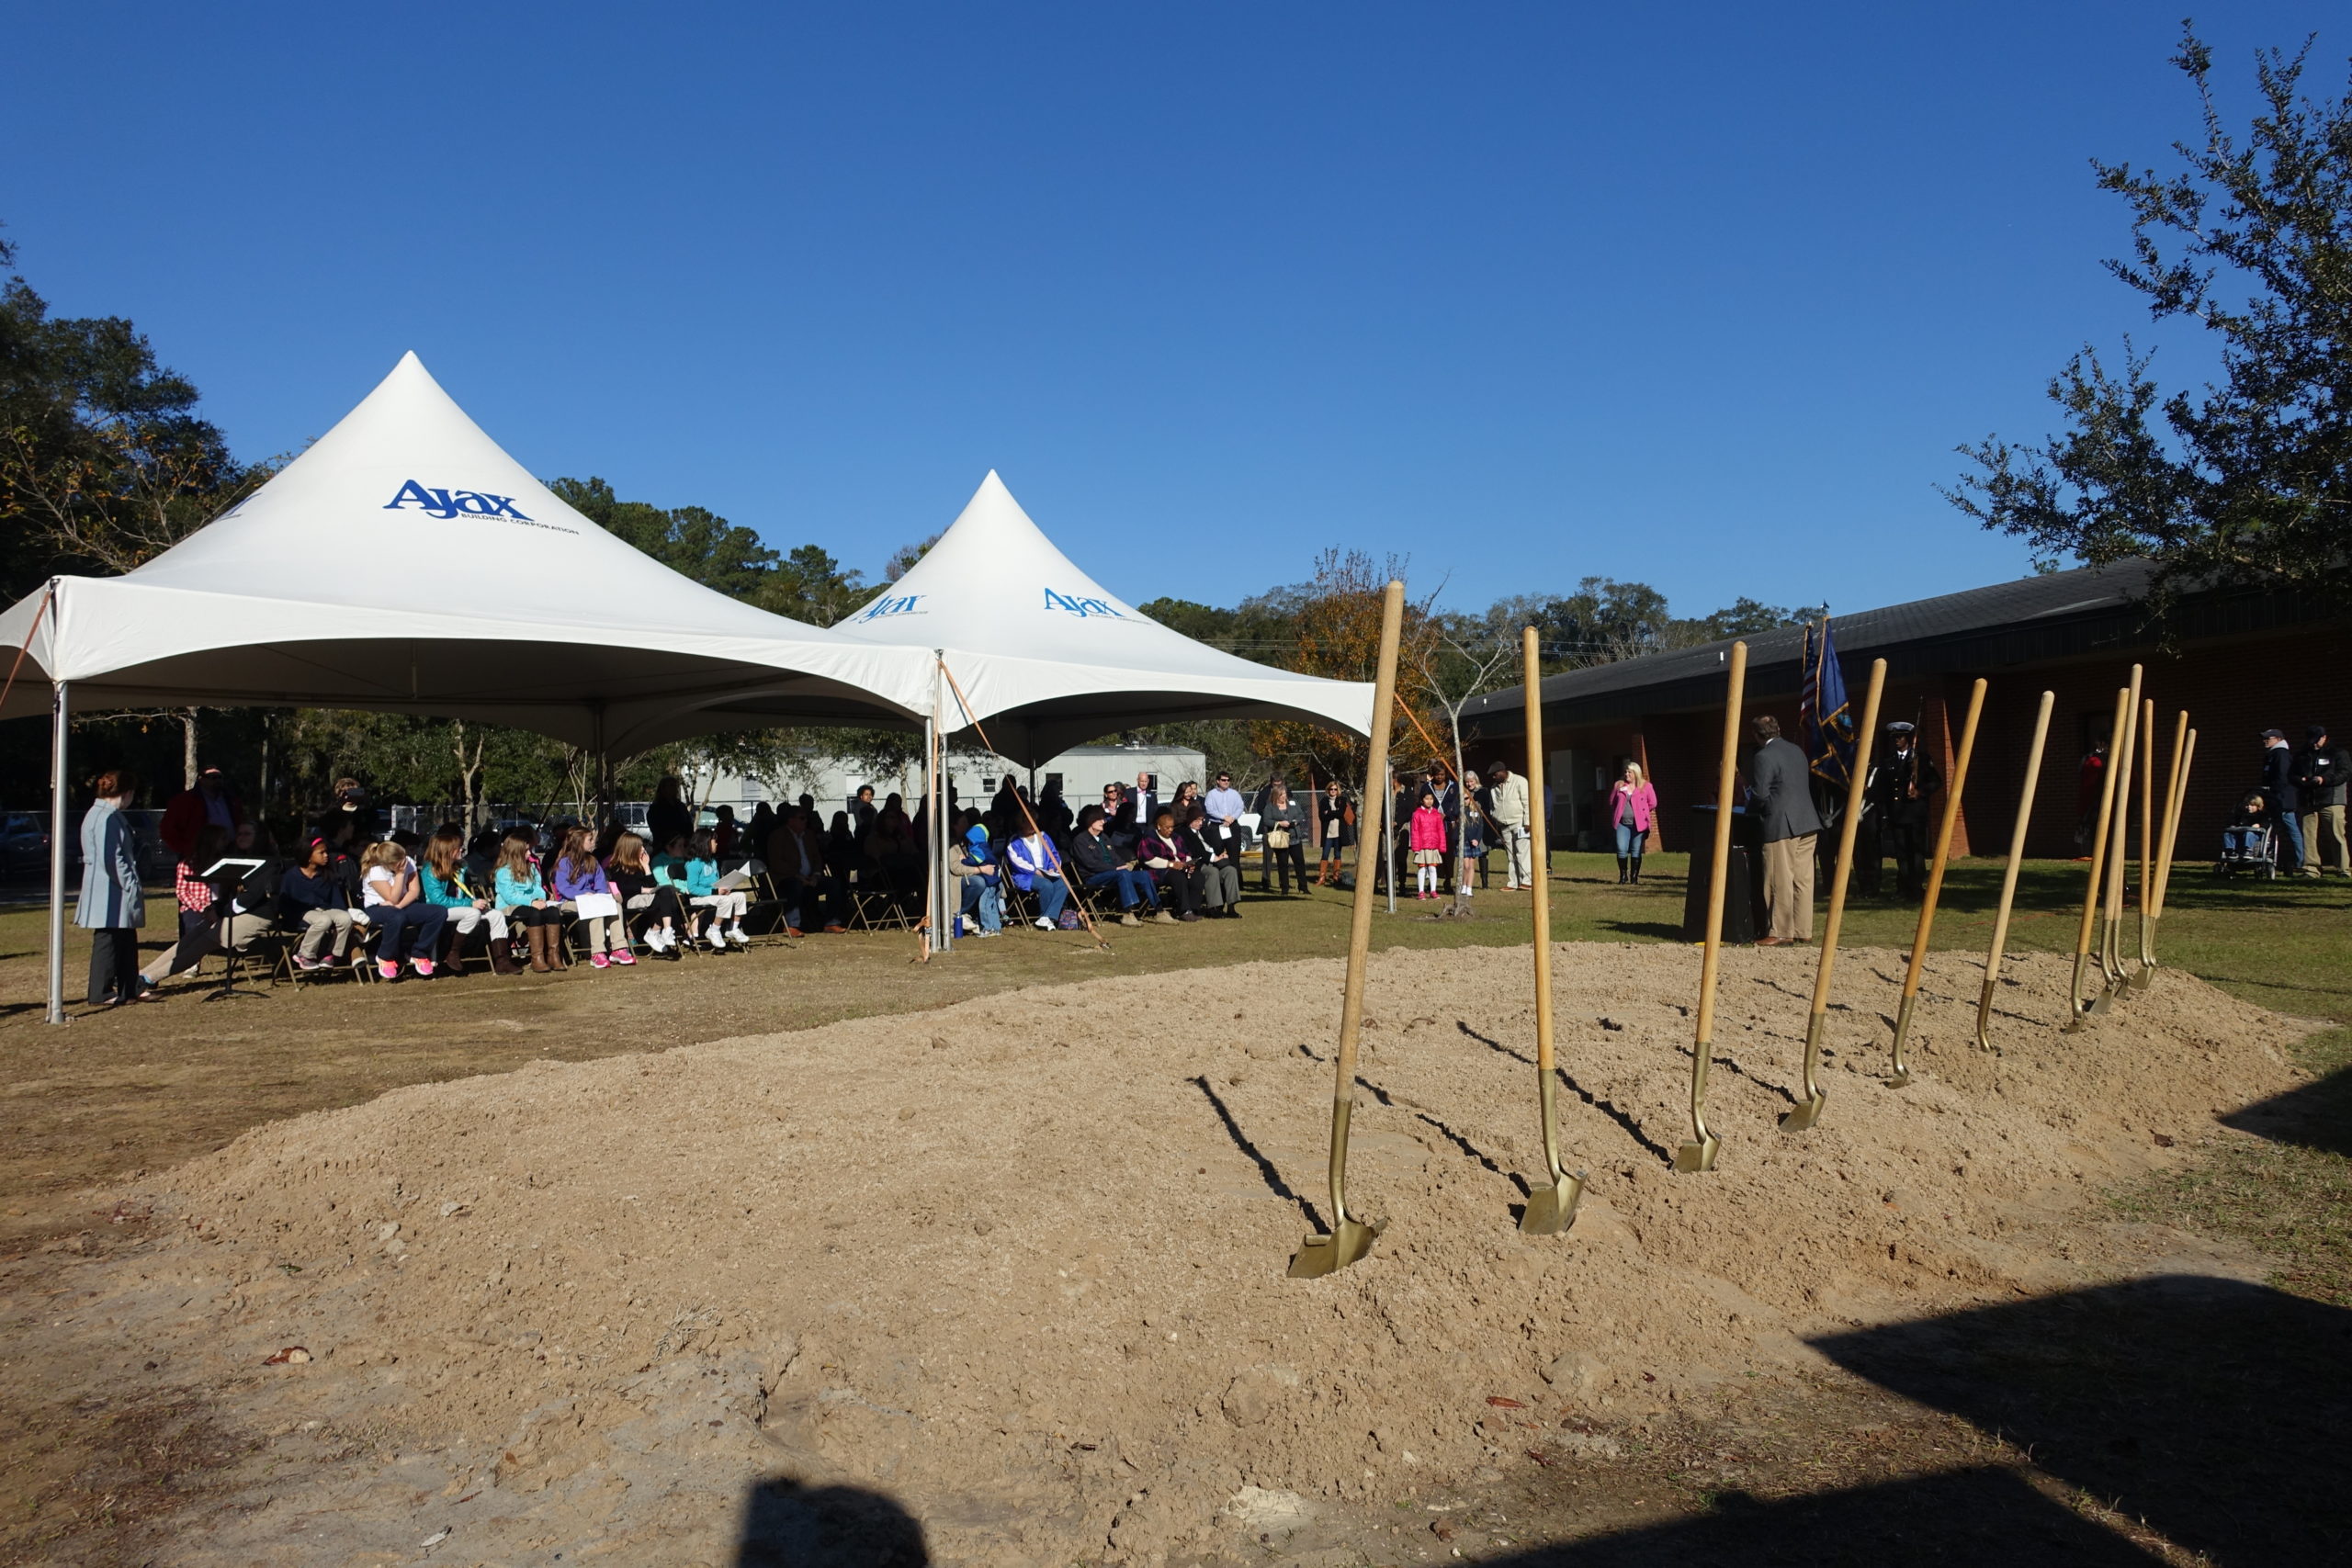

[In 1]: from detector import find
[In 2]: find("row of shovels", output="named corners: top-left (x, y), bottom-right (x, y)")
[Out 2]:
top-left (1292, 585), bottom-right (2192, 1277)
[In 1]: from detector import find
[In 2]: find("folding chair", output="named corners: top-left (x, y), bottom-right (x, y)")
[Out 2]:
top-left (845, 867), bottom-right (910, 931)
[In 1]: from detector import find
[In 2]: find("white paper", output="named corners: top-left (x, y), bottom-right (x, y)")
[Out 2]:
top-left (571, 892), bottom-right (621, 920)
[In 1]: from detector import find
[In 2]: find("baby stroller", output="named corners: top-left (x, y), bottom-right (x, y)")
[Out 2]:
top-left (2217, 808), bottom-right (2279, 880)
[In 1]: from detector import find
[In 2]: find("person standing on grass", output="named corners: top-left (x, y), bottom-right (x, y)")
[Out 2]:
top-left (1259, 781), bottom-right (1311, 895)
top-left (1867, 721), bottom-right (1940, 898)
top-left (1486, 761), bottom-right (1533, 890)
top-left (76, 768), bottom-right (153, 1006)
top-left (2290, 725), bottom-right (2348, 878)
top-left (2259, 728), bottom-right (2304, 874)
top-left (1408, 787), bottom-right (1447, 900)
top-left (1748, 716), bottom-right (1825, 947)
top-left (1607, 761), bottom-right (1658, 885)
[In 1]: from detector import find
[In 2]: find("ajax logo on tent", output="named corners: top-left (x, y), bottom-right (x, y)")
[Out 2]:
top-left (1044, 589), bottom-right (1125, 619)
top-left (856, 594), bottom-right (924, 622)
top-left (383, 480), bottom-right (533, 521)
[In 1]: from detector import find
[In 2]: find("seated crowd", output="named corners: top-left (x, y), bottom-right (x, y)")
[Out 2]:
top-left (93, 762), bottom-right (1401, 998)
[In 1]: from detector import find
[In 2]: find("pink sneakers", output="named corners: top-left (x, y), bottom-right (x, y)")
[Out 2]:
top-left (412, 957), bottom-right (435, 977)
top-left (611, 949), bottom-right (636, 966)
top-left (591, 953), bottom-right (611, 969)
top-left (377, 960), bottom-right (400, 980)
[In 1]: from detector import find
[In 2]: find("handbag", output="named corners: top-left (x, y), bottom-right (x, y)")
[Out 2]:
top-left (1265, 824), bottom-right (1294, 851)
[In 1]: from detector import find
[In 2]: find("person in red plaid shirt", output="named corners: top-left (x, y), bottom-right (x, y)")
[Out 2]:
top-left (140, 822), bottom-right (272, 988)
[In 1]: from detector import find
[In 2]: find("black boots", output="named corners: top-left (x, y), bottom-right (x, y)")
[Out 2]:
top-left (1630, 855), bottom-right (1644, 884)
top-left (1615, 858), bottom-right (1630, 884)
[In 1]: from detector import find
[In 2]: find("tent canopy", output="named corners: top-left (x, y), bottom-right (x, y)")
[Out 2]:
top-left (0, 354), bottom-right (933, 752)
top-left (830, 471), bottom-right (1374, 764)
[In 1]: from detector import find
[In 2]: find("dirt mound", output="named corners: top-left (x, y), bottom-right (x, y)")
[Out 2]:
top-left (93, 944), bottom-right (2301, 1563)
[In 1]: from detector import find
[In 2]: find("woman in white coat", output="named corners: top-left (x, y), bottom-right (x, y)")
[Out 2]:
top-left (76, 768), bottom-right (153, 1006)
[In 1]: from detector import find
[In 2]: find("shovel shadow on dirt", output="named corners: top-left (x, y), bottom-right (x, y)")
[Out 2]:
top-left (1455, 1021), bottom-right (1675, 1166)
top-left (1476, 1464), bottom-right (2160, 1564)
top-left (1353, 1073), bottom-right (1528, 1196)
top-left (2219, 1061), bottom-right (2352, 1157)
top-left (1191, 1076), bottom-right (1327, 1231)
top-left (736, 1475), bottom-right (927, 1566)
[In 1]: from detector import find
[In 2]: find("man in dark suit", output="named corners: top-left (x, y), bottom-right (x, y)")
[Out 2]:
top-left (1748, 716), bottom-right (1826, 945)
top-left (1867, 721), bottom-right (1942, 898)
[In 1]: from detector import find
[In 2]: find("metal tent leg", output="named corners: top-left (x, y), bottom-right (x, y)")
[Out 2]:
top-left (47, 680), bottom-right (69, 1025)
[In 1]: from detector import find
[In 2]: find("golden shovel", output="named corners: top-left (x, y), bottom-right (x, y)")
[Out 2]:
top-left (2127, 699), bottom-right (2172, 992)
top-left (1289, 580), bottom-right (1404, 1279)
top-left (2064, 683), bottom-right (2132, 1029)
top-left (1974, 691), bottom-right (2053, 1051)
top-left (1781, 658), bottom-right (1885, 1133)
top-left (2144, 724), bottom-right (2195, 978)
top-left (2096, 668), bottom-right (2143, 1001)
top-left (1887, 678), bottom-right (1985, 1088)
top-left (1516, 626), bottom-right (1587, 1233)
top-left (1675, 640), bottom-right (1747, 1174)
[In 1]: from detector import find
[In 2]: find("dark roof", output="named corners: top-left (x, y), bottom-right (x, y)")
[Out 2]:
top-left (1464, 559), bottom-right (2324, 736)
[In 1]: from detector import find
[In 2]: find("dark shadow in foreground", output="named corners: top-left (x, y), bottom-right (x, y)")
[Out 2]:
top-left (1811, 1274), bottom-right (2352, 1565)
top-left (1480, 1465), bottom-right (2160, 1565)
top-left (736, 1476), bottom-right (928, 1567)
top-left (2219, 1061), bottom-right (2352, 1156)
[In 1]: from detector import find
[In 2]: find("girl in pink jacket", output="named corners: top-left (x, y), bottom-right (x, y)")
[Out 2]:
top-left (1409, 787), bottom-right (1448, 900)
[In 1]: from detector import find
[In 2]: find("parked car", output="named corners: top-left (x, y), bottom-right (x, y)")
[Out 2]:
top-left (2, 812), bottom-right (51, 878)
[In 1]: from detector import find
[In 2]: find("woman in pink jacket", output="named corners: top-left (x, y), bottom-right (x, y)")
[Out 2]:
top-left (1408, 786), bottom-right (1449, 900)
top-left (1608, 761), bottom-right (1658, 885)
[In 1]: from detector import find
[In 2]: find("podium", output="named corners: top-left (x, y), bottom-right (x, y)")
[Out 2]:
top-left (1680, 805), bottom-right (1765, 944)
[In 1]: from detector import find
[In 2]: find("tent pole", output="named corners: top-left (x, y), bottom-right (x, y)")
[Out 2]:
top-left (932, 651), bottom-right (947, 954)
top-left (1385, 760), bottom-right (1396, 914)
top-left (47, 680), bottom-right (70, 1025)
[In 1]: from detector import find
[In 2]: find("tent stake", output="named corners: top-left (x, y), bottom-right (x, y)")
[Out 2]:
top-left (1974, 691), bottom-right (2053, 1052)
top-left (1781, 658), bottom-right (1885, 1132)
top-left (1674, 640), bottom-right (1746, 1174)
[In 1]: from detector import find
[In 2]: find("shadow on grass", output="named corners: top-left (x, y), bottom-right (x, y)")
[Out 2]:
top-left (1493, 1274), bottom-right (2349, 1563)
top-left (1595, 919), bottom-right (1686, 942)
top-left (2221, 1063), bottom-right (2352, 1158)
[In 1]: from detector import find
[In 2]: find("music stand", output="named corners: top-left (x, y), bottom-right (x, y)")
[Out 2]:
top-left (200, 857), bottom-right (268, 1003)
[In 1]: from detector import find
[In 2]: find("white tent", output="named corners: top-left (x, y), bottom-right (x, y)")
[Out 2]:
top-left (830, 471), bottom-right (1375, 762)
top-left (0, 353), bottom-right (936, 747)
top-left (0, 352), bottom-right (942, 1019)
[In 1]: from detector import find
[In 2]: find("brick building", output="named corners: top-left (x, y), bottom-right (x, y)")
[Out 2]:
top-left (1460, 562), bottom-right (2346, 860)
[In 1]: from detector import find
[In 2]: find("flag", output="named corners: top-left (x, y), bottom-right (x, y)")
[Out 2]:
top-left (1803, 617), bottom-right (1856, 789)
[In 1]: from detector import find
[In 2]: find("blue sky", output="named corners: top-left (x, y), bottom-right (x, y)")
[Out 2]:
top-left (6, 3), bottom-right (2332, 619)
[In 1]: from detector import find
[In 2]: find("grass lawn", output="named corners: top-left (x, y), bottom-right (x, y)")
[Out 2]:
top-left (5, 850), bottom-right (2346, 1296)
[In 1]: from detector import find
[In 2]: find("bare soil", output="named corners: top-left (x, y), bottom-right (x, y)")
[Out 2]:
top-left (0, 941), bottom-right (2312, 1565)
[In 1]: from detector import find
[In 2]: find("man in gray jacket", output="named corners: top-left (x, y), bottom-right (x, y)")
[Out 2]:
top-left (1747, 716), bottom-right (1825, 946)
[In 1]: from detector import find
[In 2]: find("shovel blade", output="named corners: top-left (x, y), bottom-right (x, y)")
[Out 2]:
top-left (1885, 1067), bottom-right (1914, 1089)
top-left (2128, 965), bottom-right (2156, 993)
top-left (1519, 1171), bottom-right (1588, 1236)
top-left (1672, 1134), bottom-right (1720, 1174)
top-left (1287, 1216), bottom-right (1384, 1279)
top-left (1779, 1092), bottom-right (1826, 1133)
